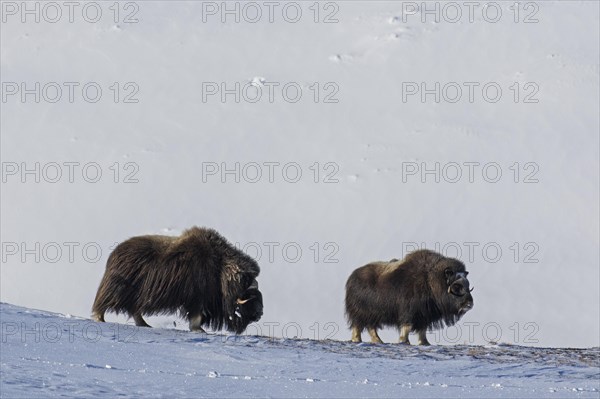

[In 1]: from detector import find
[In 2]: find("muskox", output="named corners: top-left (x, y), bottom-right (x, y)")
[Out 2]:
top-left (345, 249), bottom-right (473, 345)
top-left (92, 227), bottom-right (263, 334)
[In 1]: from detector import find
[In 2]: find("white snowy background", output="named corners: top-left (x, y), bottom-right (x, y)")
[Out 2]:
top-left (1, 1), bottom-right (599, 397)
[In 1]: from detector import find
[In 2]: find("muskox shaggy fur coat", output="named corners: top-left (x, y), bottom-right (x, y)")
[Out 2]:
top-left (345, 249), bottom-right (473, 345)
top-left (92, 227), bottom-right (263, 334)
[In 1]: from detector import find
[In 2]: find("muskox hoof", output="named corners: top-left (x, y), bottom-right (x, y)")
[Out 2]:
top-left (133, 313), bottom-right (151, 328)
top-left (417, 330), bottom-right (430, 345)
top-left (367, 328), bottom-right (383, 344)
top-left (351, 327), bottom-right (363, 343)
top-left (189, 314), bottom-right (207, 333)
top-left (92, 312), bottom-right (105, 323)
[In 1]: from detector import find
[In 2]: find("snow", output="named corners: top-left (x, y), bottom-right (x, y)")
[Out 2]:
top-left (1, 0), bottom-right (599, 396)
top-left (1, 303), bottom-right (598, 398)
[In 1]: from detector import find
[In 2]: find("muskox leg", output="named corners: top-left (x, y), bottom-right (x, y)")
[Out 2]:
top-left (399, 324), bottom-right (412, 344)
top-left (417, 329), bottom-right (430, 346)
top-left (351, 326), bottom-right (362, 343)
top-left (367, 328), bottom-right (383, 344)
top-left (133, 313), bottom-right (151, 327)
top-left (188, 314), bottom-right (207, 333)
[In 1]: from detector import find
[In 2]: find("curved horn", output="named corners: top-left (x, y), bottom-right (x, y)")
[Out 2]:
top-left (236, 296), bottom-right (255, 305)
top-left (469, 287), bottom-right (474, 292)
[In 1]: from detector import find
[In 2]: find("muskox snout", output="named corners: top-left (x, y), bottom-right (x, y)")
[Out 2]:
top-left (460, 297), bottom-right (474, 315)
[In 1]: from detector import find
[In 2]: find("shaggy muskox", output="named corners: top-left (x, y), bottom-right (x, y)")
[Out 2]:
top-left (345, 249), bottom-right (473, 345)
top-left (92, 227), bottom-right (263, 334)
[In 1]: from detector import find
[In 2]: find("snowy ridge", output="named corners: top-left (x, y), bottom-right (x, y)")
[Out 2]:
top-left (1, 303), bottom-right (598, 398)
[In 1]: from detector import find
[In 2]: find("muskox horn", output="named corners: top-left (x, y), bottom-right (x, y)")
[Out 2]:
top-left (469, 287), bottom-right (474, 292)
top-left (236, 297), bottom-right (252, 305)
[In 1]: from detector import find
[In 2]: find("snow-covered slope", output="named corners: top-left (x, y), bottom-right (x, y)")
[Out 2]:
top-left (1, 0), bottom-right (599, 353)
top-left (1, 303), bottom-right (598, 398)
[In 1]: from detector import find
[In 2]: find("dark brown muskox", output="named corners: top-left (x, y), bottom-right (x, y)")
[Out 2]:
top-left (345, 249), bottom-right (473, 345)
top-left (92, 227), bottom-right (263, 334)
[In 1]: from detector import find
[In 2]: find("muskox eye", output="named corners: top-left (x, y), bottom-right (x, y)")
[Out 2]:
top-left (444, 268), bottom-right (454, 278)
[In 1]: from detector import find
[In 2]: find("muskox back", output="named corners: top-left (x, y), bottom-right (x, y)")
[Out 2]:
top-left (345, 249), bottom-right (473, 344)
top-left (92, 227), bottom-right (263, 334)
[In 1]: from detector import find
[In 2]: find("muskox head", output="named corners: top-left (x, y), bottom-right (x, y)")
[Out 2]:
top-left (438, 260), bottom-right (474, 323)
top-left (229, 279), bottom-right (264, 334)
top-left (447, 274), bottom-right (474, 315)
